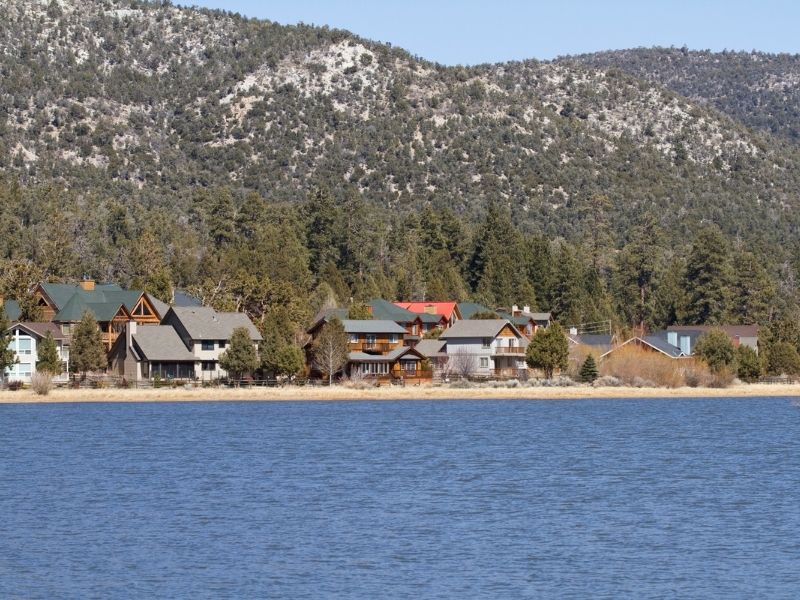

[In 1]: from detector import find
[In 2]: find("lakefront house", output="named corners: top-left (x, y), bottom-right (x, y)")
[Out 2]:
top-left (438, 319), bottom-right (528, 379)
top-left (3, 322), bottom-right (70, 384)
top-left (109, 306), bottom-right (263, 382)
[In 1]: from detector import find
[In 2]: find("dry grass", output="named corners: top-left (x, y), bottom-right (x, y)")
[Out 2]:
top-left (600, 345), bottom-right (714, 388)
top-left (2, 382), bottom-right (799, 404)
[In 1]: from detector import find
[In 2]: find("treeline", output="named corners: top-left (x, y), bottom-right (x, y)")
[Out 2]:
top-left (1, 178), bottom-right (798, 345)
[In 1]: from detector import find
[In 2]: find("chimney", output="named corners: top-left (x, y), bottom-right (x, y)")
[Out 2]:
top-left (424, 305), bottom-right (436, 314)
top-left (511, 304), bottom-right (519, 315)
top-left (679, 335), bottom-right (691, 356)
top-left (523, 305), bottom-right (531, 314)
top-left (570, 327), bottom-right (578, 336)
top-left (126, 320), bottom-right (137, 348)
top-left (79, 276), bottom-right (95, 292)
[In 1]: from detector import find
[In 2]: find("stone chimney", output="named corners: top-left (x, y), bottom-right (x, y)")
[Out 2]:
top-left (79, 276), bottom-right (95, 292)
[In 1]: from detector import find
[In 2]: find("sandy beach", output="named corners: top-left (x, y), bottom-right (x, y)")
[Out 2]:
top-left (1, 383), bottom-right (799, 403)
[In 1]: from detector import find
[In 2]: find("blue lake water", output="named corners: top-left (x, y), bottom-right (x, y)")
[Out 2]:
top-left (2, 397), bottom-right (800, 598)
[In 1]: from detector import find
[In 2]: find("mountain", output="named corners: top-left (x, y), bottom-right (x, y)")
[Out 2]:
top-left (2, 0), bottom-right (800, 248)
top-left (561, 47), bottom-right (800, 144)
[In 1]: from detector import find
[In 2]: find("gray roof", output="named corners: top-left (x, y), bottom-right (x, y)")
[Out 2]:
top-left (414, 339), bottom-right (447, 357)
top-left (133, 326), bottom-right (196, 362)
top-left (368, 299), bottom-right (418, 322)
top-left (341, 319), bottom-right (406, 334)
top-left (349, 347), bottom-right (416, 362)
top-left (148, 295), bottom-right (170, 319)
top-left (168, 306), bottom-right (262, 341)
top-left (439, 319), bottom-right (518, 339)
top-left (604, 336), bottom-right (685, 359)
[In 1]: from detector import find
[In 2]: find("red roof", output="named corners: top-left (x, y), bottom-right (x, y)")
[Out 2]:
top-left (393, 302), bottom-right (460, 320)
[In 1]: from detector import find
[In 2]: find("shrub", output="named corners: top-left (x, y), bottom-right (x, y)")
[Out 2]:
top-left (601, 345), bottom-right (686, 388)
top-left (695, 329), bottom-right (737, 374)
top-left (593, 375), bottom-right (622, 387)
top-left (31, 372), bottom-right (54, 396)
top-left (735, 346), bottom-right (762, 382)
top-left (765, 342), bottom-right (800, 376)
top-left (6, 380), bottom-right (23, 391)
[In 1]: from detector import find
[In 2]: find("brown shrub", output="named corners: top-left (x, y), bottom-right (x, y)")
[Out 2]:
top-left (600, 345), bottom-right (713, 388)
top-left (31, 372), bottom-right (54, 396)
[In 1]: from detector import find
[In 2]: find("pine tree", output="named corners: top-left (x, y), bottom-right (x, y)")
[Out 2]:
top-left (0, 307), bottom-right (16, 383)
top-left (613, 216), bottom-right (663, 331)
top-left (683, 225), bottom-right (733, 324)
top-left (261, 336), bottom-right (305, 379)
top-left (36, 331), bottom-right (63, 375)
top-left (219, 327), bottom-right (259, 382)
top-left (730, 251), bottom-right (776, 325)
top-left (526, 322), bottom-right (569, 379)
top-left (694, 329), bottom-right (736, 374)
top-left (305, 186), bottom-right (341, 276)
top-left (735, 345), bottom-right (762, 382)
top-left (69, 312), bottom-right (107, 381)
top-left (579, 354), bottom-right (599, 383)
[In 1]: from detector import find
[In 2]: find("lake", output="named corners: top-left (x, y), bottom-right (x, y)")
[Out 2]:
top-left (2, 397), bottom-right (800, 598)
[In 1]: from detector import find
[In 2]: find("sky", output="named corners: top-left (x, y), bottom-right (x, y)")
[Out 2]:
top-left (186, 0), bottom-right (800, 65)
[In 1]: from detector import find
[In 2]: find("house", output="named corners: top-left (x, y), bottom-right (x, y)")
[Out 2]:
top-left (306, 315), bottom-right (430, 383)
top-left (600, 335), bottom-right (687, 360)
top-left (665, 325), bottom-right (759, 353)
top-left (3, 322), bottom-right (70, 384)
top-left (109, 306), bottom-right (262, 382)
top-left (439, 319), bottom-right (528, 379)
top-left (414, 339), bottom-right (449, 373)
top-left (497, 305), bottom-right (552, 338)
top-left (393, 301), bottom-right (461, 330)
top-left (368, 299), bottom-right (424, 344)
top-left (31, 279), bottom-right (168, 350)
top-left (568, 333), bottom-right (616, 356)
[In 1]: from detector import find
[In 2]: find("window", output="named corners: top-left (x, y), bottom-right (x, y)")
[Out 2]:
top-left (349, 333), bottom-right (359, 344)
top-left (218, 341), bottom-right (226, 349)
top-left (13, 338), bottom-right (32, 355)
top-left (365, 334), bottom-right (377, 345)
top-left (389, 334), bottom-right (399, 344)
top-left (201, 341), bottom-right (215, 351)
top-left (482, 338), bottom-right (492, 349)
top-left (401, 360), bottom-right (417, 372)
top-left (61, 324), bottom-right (72, 335)
top-left (202, 361), bottom-right (216, 371)
top-left (480, 357), bottom-right (489, 368)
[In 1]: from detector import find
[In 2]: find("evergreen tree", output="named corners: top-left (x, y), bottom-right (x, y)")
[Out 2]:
top-left (613, 216), bottom-right (663, 331)
top-left (765, 342), bottom-right (800, 376)
top-left (579, 354), bottom-right (599, 383)
top-left (694, 329), bottom-right (737, 374)
top-left (735, 345), bottom-right (762, 382)
top-left (36, 331), bottom-right (63, 375)
top-left (219, 327), bottom-right (259, 382)
top-left (207, 188), bottom-right (236, 250)
top-left (683, 225), bottom-right (733, 324)
top-left (261, 337), bottom-right (305, 379)
top-left (0, 307), bottom-right (16, 383)
top-left (730, 251), bottom-right (776, 324)
top-left (347, 302), bottom-right (372, 319)
top-left (526, 322), bottom-right (569, 379)
top-left (69, 312), bottom-right (107, 380)
top-left (305, 186), bottom-right (341, 276)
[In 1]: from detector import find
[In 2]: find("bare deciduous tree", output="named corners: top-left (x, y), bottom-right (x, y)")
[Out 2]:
top-left (448, 349), bottom-right (478, 380)
top-left (312, 319), bottom-right (349, 385)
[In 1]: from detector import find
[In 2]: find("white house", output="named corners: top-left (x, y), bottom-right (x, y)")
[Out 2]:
top-left (439, 319), bottom-right (528, 378)
top-left (3, 322), bottom-right (70, 384)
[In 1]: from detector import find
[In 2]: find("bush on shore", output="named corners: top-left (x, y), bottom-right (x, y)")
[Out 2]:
top-left (600, 345), bottom-right (718, 388)
top-left (31, 372), bottom-right (54, 396)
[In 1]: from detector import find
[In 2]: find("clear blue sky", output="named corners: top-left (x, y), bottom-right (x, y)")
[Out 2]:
top-left (185, 0), bottom-right (800, 65)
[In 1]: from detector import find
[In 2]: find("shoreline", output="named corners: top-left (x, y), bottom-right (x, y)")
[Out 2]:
top-left (1, 383), bottom-right (799, 404)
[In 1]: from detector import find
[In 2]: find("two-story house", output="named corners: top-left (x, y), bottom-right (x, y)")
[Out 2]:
top-left (307, 315), bottom-right (430, 383)
top-left (439, 319), bottom-right (528, 379)
top-left (3, 322), bottom-right (70, 384)
top-left (392, 302), bottom-right (461, 332)
top-left (367, 299), bottom-right (424, 345)
top-left (109, 306), bottom-right (262, 382)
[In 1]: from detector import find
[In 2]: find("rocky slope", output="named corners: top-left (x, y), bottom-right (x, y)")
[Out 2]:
top-left (1, 0), bottom-right (799, 243)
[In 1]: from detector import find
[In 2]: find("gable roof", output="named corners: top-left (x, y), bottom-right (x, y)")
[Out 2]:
top-left (348, 346), bottom-right (424, 363)
top-left (7, 321), bottom-right (68, 341)
top-left (603, 336), bottom-right (685, 359)
top-left (458, 302), bottom-right (493, 320)
top-left (368, 298), bottom-right (419, 322)
top-left (132, 325), bottom-right (196, 362)
top-left (439, 319), bottom-right (520, 339)
top-left (394, 301), bottom-right (460, 321)
top-left (38, 282), bottom-right (165, 321)
top-left (414, 339), bottom-right (447, 357)
top-left (167, 306), bottom-right (262, 341)
top-left (341, 319), bottom-right (406, 334)
top-left (54, 292), bottom-right (129, 322)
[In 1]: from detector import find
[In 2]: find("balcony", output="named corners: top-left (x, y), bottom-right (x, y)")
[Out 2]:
top-left (358, 342), bottom-right (396, 353)
top-left (493, 346), bottom-right (526, 355)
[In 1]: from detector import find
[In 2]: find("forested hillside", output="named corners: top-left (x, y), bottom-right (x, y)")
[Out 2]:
top-left (564, 47), bottom-right (800, 143)
top-left (1, 0), bottom-right (799, 341)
